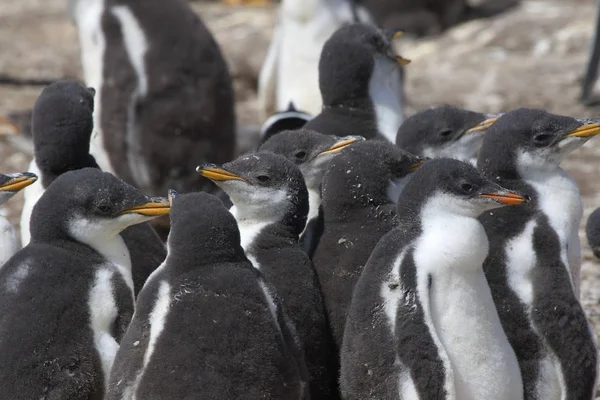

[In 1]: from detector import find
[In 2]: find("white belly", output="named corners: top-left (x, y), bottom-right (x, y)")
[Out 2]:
top-left (20, 159), bottom-right (44, 246)
top-left (0, 216), bottom-right (18, 268)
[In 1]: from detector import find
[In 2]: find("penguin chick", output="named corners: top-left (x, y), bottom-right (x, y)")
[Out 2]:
top-left (586, 207), bottom-right (600, 258)
top-left (22, 80), bottom-right (166, 296)
top-left (258, 102), bottom-right (312, 146)
top-left (107, 191), bottom-right (309, 400)
top-left (395, 105), bottom-right (500, 163)
top-left (259, 129), bottom-right (364, 256)
top-left (477, 108), bottom-right (600, 400)
top-left (0, 172), bottom-right (37, 267)
top-left (312, 140), bottom-right (423, 347)
top-left (303, 23), bottom-right (410, 142)
top-left (341, 158), bottom-right (527, 400)
top-left (198, 151), bottom-right (339, 399)
top-left (0, 168), bottom-right (170, 400)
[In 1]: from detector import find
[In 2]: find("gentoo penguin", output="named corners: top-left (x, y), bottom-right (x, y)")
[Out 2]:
top-left (312, 140), bottom-right (423, 347)
top-left (70, 0), bottom-right (235, 199)
top-left (259, 102), bottom-right (312, 145)
top-left (21, 80), bottom-right (166, 296)
top-left (107, 191), bottom-right (309, 400)
top-left (586, 207), bottom-right (600, 258)
top-left (198, 152), bottom-right (339, 399)
top-left (303, 23), bottom-right (410, 142)
top-left (395, 105), bottom-right (500, 163)
top-left (259, 129), bottom-right (364, 256)
top-left (257, 0), bottom-right (373, 119)
top-left (0, 172), bottom-right (37, 267)
top-left (0, 168), bottom-right (170, 400)
top-left (341, 158), bottom-right (527, 400)
top-left (477, 108), bottom-right (599, 400)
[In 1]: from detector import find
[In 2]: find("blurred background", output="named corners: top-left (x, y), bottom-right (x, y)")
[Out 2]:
top-left (2, 0), bottom-right (600, 341)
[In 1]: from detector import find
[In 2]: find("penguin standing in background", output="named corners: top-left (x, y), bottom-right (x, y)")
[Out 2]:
top-left (395, 105), bottom-right (500, 163)
top-left (257, 0), bottom-right (374, 119)
top-left (69, 0), bottom-right (235, 201)
top-left (0, 172), bottom-right (37, 267)
top-left (108, 191), bottom-right (308, 400)
top-left (258, 102), bottom-right (312, 145)
top-left (303, 23), bottom-right (410, 142)
top-left (0, 168), bottom-right (170, 400)
top-left (586, 207), bottom-right (600, 258)
top-left (259, 129), bottom-right (364, 256)
top-left (198, 152), bottom-right (339, 399)
top-left (21, 80), bottom-right (166, 296)
top-left (477, 109), bottom-right (599, 399)
top-left (341, 158), bottom-right (527, 400)
top-left (312, 140), bottom-right (423, 347)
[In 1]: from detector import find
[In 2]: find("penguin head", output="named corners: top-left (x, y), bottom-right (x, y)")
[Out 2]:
top-left (396, 105), bottom-right (500, 161)
top-left (166, 190), bottom-right (246, 265)
top-left (32, 80), bottom-right (97, 183)
top-left (259, 129), bottom-right (365, 191)
top-left (398, 158), bottom-right (530, 219)
top-left (197, 152), bottom-right (309, 235)
top-left (258, 103), bottom-right (313, 146)
top-left (478, 108), bottom-right (600, 178)
top-left (319, 23), bottom-right (410, 108)
top-left (322, 140), bottom-right (424, 211)
top-left (0, 172), bottom-right (38, 205)
top-left (30, 168), bottom-right (169, 244)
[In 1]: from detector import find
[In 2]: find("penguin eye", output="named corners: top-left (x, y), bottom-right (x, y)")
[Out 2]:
top-left (294, 151), bottom-right (307, 160)
top-left (461, 183), bottom-right (474, 193)
top-left (97, 204), bottom-right (112, 214)
top-left (439, 129), bottom-right (453, 139)
top-left (256, 175), bottom-right (270, 183)
top-left (533, 133), bottom-right (553, 146)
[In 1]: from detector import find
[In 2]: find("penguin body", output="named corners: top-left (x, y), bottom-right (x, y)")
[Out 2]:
top-left (586, 207), bottom-right (600, 258)
top-left (198, 152), bottom-right (339, 399)
top-left (0, 168), bottom-right (170, 400)
top-left (395, 105), bottom-right (500, 163)
top-left (312, 140), bottom-right (423, 347)
top-left (71, 0), bottom-right (235, 198)
top-left (0, 172), bottom-right (38, 267)
top-left (259, 129), bottom-right (364, 256)
top-left (21, 81), bottom-right (166, 295)
top-left (341, 158), bottom-right (525, 400)
top-left (259, 102), bottom-right (312, 146)
top-left (108, 192), bottom-right (308, 399)
top-left (477, 108), bottom-right (599, 400)
top-left (257, 0), bottom-right (373, 118)
top-left (303, 23), bottom-right (409, 142)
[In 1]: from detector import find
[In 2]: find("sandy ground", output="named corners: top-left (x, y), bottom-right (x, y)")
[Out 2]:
top-left (2, 0), bottom-right (600, 390)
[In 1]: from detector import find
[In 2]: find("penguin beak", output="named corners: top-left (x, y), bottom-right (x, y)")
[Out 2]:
top-left (466, 116), bottom-right (500, 133)
top-left (196, 165), bottom-right (245, 182)
top-left (0, 115), bottom-right (19, 135)
top-left (408, 160), bottom-right (425, 172)
top-left (0, 173), bottom-right (37, 192)
top-left (479, 191), bottom-right (530, 206)
top-left (318, 136), bottom-right (365, 156)
top-left (121, 198), bottom-right (170, 216)
top-left (564, 123), bottom-right (600, 138)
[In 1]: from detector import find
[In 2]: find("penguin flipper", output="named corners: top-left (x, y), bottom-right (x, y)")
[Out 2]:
top-left (257, 21), bottom-right (282, 121)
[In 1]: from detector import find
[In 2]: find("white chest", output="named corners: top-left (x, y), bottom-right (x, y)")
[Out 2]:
top-left (20, 159), bottom-right (45, 246)
top-left (0, 216), bottom-right (18, 268)
top-left (368, 57), bottom-right (404, 143)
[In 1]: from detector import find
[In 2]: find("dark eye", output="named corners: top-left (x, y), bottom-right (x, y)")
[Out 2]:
top-left (256, 175), bottom-right (270, 183)
top-left (294, 151), bottom-right (307, 160)
top-left (461, 183), bottom-right (474, 193)
top-left (439, 129), bottom-right (453, 138)
top-left (533, 133), bottom-right (553, 145)
top-left (97, 204), bottom-right (111, 214)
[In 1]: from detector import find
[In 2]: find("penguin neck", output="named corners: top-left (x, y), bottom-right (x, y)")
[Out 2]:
top-left (0, 216), bottom-right (18, 267)
top-left (35, 153), bottom-right (100, 189)
top-left (367, 58), bottom-right (404, 143)
top-left (306, 187), bottom-right (321, 223)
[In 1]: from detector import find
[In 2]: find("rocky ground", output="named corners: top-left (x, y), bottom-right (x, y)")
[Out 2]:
top-left (2, 0), bottom-right (600, 388)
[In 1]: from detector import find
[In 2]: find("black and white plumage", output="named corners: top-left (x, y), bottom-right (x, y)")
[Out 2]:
top-left (0, 168), bottom-right (170, 400)
top-left (258, 102), bottom-right (312, 146)
top-left (108, 191), bottom-right (309, 400)
top-left (70, 0), bottom-right (235, 201)
top-left (21, 80), bottom-right (166, 296)
top-left (312, 140), bottom-right (423, 348)
top-left (303, 23), bottom-right (409, 142)
top-left (477, 108), bottom-right (599, 400)
top-left (395, 105), bottom-right (500, 163)
top-left (198, 152), bottom-right (339, 399)
top-left (0, 172), bottom-right (37, 267)
top-left (259, 129), bottom-right (364, 256)
top-left (341, 158), bottom-right (527, 400)
top-left (586, 207), bottom-right (600, 259)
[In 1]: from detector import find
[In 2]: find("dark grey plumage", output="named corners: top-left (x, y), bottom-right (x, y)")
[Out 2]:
top-left (586, 207), bottom-right (600, 258)
top-left (259, 102), bottom-right (312, 146)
